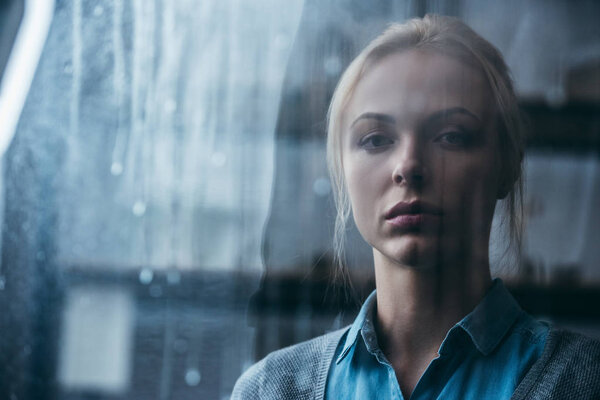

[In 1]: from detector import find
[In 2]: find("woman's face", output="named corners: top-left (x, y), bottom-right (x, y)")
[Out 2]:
top-left (342, 50), bottom-right (501, 269)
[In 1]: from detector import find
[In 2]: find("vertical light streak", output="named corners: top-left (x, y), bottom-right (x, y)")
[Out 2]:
top-left (70, 0), bottom-right (82, 141)
top-left (111, 0), bottom-right (126, 175)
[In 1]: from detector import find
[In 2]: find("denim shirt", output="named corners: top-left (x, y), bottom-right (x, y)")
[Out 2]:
top-left (325, 279), bottom-right (549, 400)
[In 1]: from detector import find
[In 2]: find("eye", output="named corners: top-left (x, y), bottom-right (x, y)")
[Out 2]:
top-left (436, 131), bottom-right (474, 147)
top-left (358, 134), bottom-right (394, 150)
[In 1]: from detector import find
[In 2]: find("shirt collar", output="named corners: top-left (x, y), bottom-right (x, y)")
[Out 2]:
top-left (457, 278), bottom-right (523, 356)
top-left (336, 290), bottom-right (377, 364)
top-left (336, 278), bottom-right (522, 363)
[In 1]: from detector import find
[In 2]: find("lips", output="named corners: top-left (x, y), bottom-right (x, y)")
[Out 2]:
top-left (384, 200), bottom-right (442, 230)
top-left (384, 200), bottom-right (443, 219)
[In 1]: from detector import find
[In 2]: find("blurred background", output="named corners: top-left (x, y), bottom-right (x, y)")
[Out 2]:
top-left (0, 0), bottom-right (598, 399)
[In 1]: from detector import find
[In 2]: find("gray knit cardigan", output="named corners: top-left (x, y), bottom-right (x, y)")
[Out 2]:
top-left (232, 327), bottom-right (600, 399)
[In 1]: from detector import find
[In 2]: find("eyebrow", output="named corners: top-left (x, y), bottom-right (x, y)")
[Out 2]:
top-left (350, 107), bottom-right (481, 128)
top-left (350, 112), bottom-right (396, 128)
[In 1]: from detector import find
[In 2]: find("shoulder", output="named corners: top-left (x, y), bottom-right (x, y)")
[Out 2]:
top-left (544, 328), bottom-right (600, 377)
top-left (551, 328), bottom-right (600, 357)
top-left (513, 328), bottom-right (600, 399)
top-left (231, 327), bottom-right (348, 400)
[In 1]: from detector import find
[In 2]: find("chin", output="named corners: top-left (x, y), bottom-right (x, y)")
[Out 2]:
top-left (379, 235), bottom-right (441, 269)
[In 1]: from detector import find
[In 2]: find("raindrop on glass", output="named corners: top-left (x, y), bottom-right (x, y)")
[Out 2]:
top-left (211, 152), bottom-right (227, 167)
top-left (185, 368), bottom-right (202, 386)
top-left (313, 177), bottom-right (331, 197)
top-left (167, 270), bottom-right (181, 285)
top-left (63, 62), bottom-right (73, 75)
top-left (111, 162), bottom-right (123, 176)
top-left (93, 5), bottom-right (104, 16)
top-left (139, 268), bottom-right (154, 285)
top-left (0, 276), bottom-right (5, 291)
top-left (132, 201), bottom-right (146, 216)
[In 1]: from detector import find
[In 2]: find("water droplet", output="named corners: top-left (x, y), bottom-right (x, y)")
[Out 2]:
top-left (139, 268), bottom-right (154, 285)
top-left (149, 284), bottom-right (162, 298)
top-left (167, 270), bottom-right (181, 285)
top-left (324, 56), bottom-right (342, 76)
top-left (312, 177), bottom-right (331, 197)
top-left (185, 368), bottom-right (201, 386)
top-left (164, 99), bottom-right (177, 114)
top-left (36, 251), bottom-right (45, 261)
top-left (93, 5), bottom-right (104, 16)
top-left (0, 276), bottom-right (5, 290)
top-left (211, 152), bottom-right (226, 167)
top-left (111, 162), bottom-right (123, 176)
top-left (132, 201), bottom-right (146, 216)
top-left (63, 62), bottom-right (73, 74)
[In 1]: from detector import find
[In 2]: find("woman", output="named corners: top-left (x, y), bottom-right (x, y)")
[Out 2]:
top-left (233, 15), bottom-right (600, 399)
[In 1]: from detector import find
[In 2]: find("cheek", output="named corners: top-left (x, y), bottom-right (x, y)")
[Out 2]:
top-left (438, 155), bottom-right (499, 219)
top-left (343, 155), bottom-right (386, 226)
top-left (344, 161), bottom-right (369, 216)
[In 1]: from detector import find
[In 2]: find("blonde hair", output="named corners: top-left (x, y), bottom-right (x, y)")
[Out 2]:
top-left (326, 14), bottom-right (525, 274)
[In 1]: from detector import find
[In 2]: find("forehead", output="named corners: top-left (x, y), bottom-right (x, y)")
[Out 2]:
top-left (344, 50), bottom-right (492, 130)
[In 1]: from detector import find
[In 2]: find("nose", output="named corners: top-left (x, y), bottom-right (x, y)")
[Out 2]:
top-left (391, 137), bottom-right (425, 187)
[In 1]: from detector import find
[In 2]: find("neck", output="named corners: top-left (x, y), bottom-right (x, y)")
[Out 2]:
top-left (373, 249), bottom-right (492, 361)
